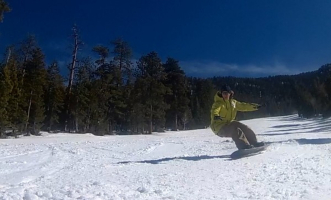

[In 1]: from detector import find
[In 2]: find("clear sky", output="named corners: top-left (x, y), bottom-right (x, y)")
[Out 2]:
top-left (1, 0), bottom-right (331, 78)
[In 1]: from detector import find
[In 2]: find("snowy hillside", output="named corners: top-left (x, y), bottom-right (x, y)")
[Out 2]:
top-left (1, 115), bottom-right (331, 200)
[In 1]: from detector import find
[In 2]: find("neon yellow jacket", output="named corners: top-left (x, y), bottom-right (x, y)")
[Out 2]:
top-left (210, 92), bottom-right (259, 134)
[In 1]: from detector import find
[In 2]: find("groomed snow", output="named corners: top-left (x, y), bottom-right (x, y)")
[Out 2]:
top-left (1, 115), bottom-right (331, 200)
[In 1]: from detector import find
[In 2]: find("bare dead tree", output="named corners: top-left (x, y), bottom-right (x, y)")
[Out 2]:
top-left (67, 25), bottom-right (80, 95)
top-left (65, 24), bottom-right (82, 132)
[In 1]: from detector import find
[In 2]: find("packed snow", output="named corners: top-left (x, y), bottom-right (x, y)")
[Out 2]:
top-left (1, 115), bottom-right (331, 200)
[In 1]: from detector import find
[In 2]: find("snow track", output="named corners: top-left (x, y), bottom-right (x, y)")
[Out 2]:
top-left (1, 115), bottom-right (331, 199)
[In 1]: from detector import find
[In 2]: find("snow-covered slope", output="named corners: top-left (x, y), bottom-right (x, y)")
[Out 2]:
top-left (1, 115), bottom-right (331, 200)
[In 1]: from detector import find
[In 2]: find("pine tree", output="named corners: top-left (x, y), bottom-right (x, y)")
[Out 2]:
top-left (189, 78), bottom-right (215, 128)
top-left (111, 38), bottom-right (133, 85)
top-left (92, 45), bottom-right (109, 65)
top-left (13, 36), bottom-right (40, 134)
top-left (93, 64), bottom-right (126, 135)
top-left (44, 62), bottom-right (65, 131)
top-left (22, 47), bottom-right (47, 135)
top-left (4, 48), bottom-right (25, 136)
top-left (92, 40), bottom-right (133, 134)
top-left (0, 62), bottom-right (11, 137)
top-left (109, 39), bottom-right (133, 133)
top-left (163, 58), bottom-right (189, 130)
top-left (134, 52), bottom-right (170, 134)
top-left (0, 0), bottom-right (10, 23)
top-left (92, 46), bottom-right (114, 135)
top-left (72, 57), bottom-right (97, 132)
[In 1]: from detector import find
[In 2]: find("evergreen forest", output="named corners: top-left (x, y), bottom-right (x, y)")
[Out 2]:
top-left (1, 1), bottom-right (331, 137)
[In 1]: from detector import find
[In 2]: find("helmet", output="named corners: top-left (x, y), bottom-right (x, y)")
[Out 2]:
top-left (221, 84), bottom-right (232, 93)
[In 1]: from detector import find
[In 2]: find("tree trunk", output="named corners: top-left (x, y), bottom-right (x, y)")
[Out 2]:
top-left (149, 104), bottom-right (153, 134)
top-left (65, 25), bottom-right (80, 132)
top-left (67, 26), bottom-right (79, 95)
top-left (75, 116), bottom-right (79, 133)
top-left (108, 119), bottom-right (112, 135)
top-left (175, 113), bottom-right (178, 131)
top-left (25, 90), bottom-right (33, 134)
top-left (5, 47), bottom-right (11, 64)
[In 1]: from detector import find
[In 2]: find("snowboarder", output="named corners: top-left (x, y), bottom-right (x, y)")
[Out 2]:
top-left (210, 84), bottom-right (264, 149)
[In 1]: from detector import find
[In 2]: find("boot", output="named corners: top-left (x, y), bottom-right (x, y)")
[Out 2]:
top-left (252, 141), bottom-right (265, 147)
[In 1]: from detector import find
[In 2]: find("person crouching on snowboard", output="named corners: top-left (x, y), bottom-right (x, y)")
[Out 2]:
top-left (210, 84), bottom-right (264, 149)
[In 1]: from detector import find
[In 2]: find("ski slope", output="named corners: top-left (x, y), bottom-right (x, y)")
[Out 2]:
top-left (1, 115), bottom-right (331, 200)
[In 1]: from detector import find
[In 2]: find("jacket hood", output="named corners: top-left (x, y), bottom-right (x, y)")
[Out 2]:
top-left (214, 92), bottom-right (231, 102)
top-left (214, 92), bottom-right (223, 102)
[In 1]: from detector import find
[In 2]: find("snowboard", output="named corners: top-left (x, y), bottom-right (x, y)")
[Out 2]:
top-left (230, 144), bottom-right (269, 159)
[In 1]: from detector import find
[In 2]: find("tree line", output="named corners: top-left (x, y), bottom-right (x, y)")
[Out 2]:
top-left (0, 30), bottom-right (217, 137)
top-left (1, 2), bottom-right (331, 137)
top-left (1, 30), bottom-right (331, 138)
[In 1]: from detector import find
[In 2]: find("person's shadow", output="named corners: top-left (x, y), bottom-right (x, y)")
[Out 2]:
top-left (117, 154), bottom-right (230, 165)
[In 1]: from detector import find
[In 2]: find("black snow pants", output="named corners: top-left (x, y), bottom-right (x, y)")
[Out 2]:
top-left (216, 121), bottom-right (258, 149)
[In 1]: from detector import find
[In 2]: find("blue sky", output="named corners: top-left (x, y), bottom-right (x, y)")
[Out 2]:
top-left (1, 0), bottom-right (331, 78)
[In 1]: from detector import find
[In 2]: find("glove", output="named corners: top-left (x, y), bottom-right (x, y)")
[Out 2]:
top-left (214, 116), bottom-right (222, 120)
top-left (255, 105), bottom-right (262, 109)
top-left (252, 104), bottom-right (262, 109)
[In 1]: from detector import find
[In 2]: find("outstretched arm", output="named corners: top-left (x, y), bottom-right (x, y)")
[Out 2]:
top-left (236, 101), bottom-right (260, 112)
